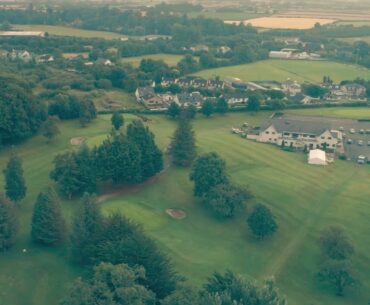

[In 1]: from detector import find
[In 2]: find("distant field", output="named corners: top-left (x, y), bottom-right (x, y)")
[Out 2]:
top-left (340, 36), bottom-right (370, 44)
top-left (188, 11), bottom-right (267, 21)
top-left (335, 20), bottom-right (370, 27)
top-left (120, 54), bottom-right (185, 67)
top-left (14, 25), bottom-right (127, 40)
top-left (225, 17), bottom-right (335, 29)
top-left (195, 59), bottom-right (370, 83)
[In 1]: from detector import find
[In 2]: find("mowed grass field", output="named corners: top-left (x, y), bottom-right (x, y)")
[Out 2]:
top-left (120, 54), bottom-right (187, 67)
top-left (0, 108), bottom-right (370, 305)
top-left (14, 25), bottom-right (128, 40)
top-left (195, 59), bottom-right (370, 83)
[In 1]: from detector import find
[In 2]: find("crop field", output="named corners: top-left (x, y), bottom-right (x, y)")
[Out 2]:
top-left (0, 108), bottom-right (369, 305)
top-left (340, 36), bottom-right (370, 44)
top-left (225, 17), bottom-right (335, 29)
top-left (14, 25), bottom-right (127, 40)
top-left (120, 54), bottom-right (186, 67)
top-left (195, 59), bottom-right (370, 83)
top-left (188, 11), bottom-right (267, 21)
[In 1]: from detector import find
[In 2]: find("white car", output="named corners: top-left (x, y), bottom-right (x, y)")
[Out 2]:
top-left (357, 155), bottom-right (366, 164)
top-left (350, 128), bottom-right (356, 134)
top-left (358, 140), bottom-right (364, 146)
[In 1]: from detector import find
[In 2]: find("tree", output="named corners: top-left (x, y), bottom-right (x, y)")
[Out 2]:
top-left (161, 284), bottom-right (200, 305)
top-left (216, 97), bottom-right (229, 115)
top-left (0, 195), bottom-right (18, 251)
top-left (127, 120), bottom-right (163, 181)
top-left (247, 204), bottom-right (278, 239)
top-left (79, 98), bottom-right (97, 127)
top-left (247, 95), bottom-right (260, 112)
top-left (42, 117), bottom-right (60, 143)
top-left (190, 153), bottom-right (229, 197)
top-left (319, 225), bottom-right (354, 260)
top-left (31, 188), bottom-right (65, 246)
top-left (111, 112), bottom-right (124, 130)
top-left (317, 260), bottom-right (356, 296)
top-left (202, 184), bottom-right (251, 218)
top-left (183, 104), bottom-right (197, 119)
top-left (3, 154), bottom-right (27, 202)
top-left (204, 271), bottom-right (286, 305)
top-left (201, 100), bottom-right (215, 117)
top-left (170, 117), bottom-right (196, 167)
top-left (167, 102), bottom-right (181, 118)
top-left (302, 84), bottom-right (327, 98)
top-left (70, 194), bottom-right (103, 265)
top-left (93, 213), bottom-right (177, 298)
top-left (61, 263), bottom-right (156, 305)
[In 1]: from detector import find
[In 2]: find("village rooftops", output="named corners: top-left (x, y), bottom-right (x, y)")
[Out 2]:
top-left (259, 116), bottom-right (331, 136)
top-left (0, 31), bottom-right (45, 37)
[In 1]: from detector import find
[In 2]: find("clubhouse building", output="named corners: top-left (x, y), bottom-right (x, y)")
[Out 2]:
top-left (253, 115), bottom-right (342, 150)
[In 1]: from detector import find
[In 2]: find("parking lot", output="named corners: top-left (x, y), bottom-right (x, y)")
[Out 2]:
top-left (285, 114), bottom-right (370, 163)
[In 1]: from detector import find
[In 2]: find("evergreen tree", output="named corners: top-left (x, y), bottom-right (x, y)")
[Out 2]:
top-left (247, 95), bottom-right (260, 112)
top-left (127, 120), bottom-right (163, 181)
top-left (111, 112), bottom-right (124, 130)
top-left (70, 194), bottom-right (103, 265)
top-left (201, 100), bottom-right (215, 117)
top-left (190, 152), bottom-right (229, 197)
top-left (247, 204), bottom-right (278, 239)
top-left (216, 97), bottom-right (229, 115)
top-left (31, 188), bottom-right (66, 246)
top-left (50, 145), bottom-right (96, 198)
top-left (167, 102), bottom-right (181, 118)
top-left (94, 213), bottom-right (177, 299)
top-left (0, 194), bottom-right (18, 251)
top-left (170, 116), bottom-right (196, 167)
top-left (183, 104), bottom-right (197, 119)
top-left (42, 117), bottom-right (60, 143)
top-left (3, 154), bottom-right (27, 202)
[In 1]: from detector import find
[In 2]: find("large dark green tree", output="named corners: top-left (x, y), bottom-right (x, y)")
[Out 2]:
top-left (170, 117), bottom-right (196, 167)
top-left (31, 188), bottom-right (66, 246)
top-left (3, 154), bottom-right (27, 202)
top-left (190, 152), bottom-right (229, 197)
top-left (201, 100), bottom-right (215, 117)
top-left (41, 117), bottom-right (60, 143)
top-left (247, 204), bottom-right (278, 239)
top-left (0, 77), bottom-right (45, 146)
top-left (111, 111), bottom-right (124, 130)
top-left (70, 194), bottom-right (103, 265)
top-left (0, 194), bottom-right (18, 251)
top-left (318, 225), bottom-right (354, 260)
top-left (93, 213), bottom-right (177, 299)
top-left (61, 263), bottom-right (156, 305)
top-left (127, 120), bottom-right (163, 181)
top-left (167, 102), bottom-right (181, 119)
top-left (202, 184), bottom-right (251, 218)
top-left (216, 97), bottom-right (229, 115)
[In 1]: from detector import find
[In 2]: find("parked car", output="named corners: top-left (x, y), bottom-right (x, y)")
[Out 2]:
top-left (350, 128), bottom-right (356, 134)
top-left (366, 129), bottom-right (370, 135)
top-left (358, 140), bottom-right (364, 146)
top-left (357, 155), bottom-right (366, 164)
top-left (359, 129), bottom-right (365, 134)
top-left (368, 141), bottom-right (370, 146)
top-left (347, 139), bottom-right (353, 144)
top-left (339, 126), bottom-right (344, 131)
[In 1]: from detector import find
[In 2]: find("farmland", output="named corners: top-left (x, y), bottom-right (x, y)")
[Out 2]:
top-left (14, 25), bottom-right (128, 40)
top-left (0, 108), bottom-right (370, 305)
top-left (225, 17), bottom-right (335, 29)
top-left (120, 54), bottom-right (186, 67)
top-left (195, 59), bottom-right (370, 83)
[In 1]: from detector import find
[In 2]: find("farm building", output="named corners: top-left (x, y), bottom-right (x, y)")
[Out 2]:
top-left (308, 149), bottom-right (327, 165)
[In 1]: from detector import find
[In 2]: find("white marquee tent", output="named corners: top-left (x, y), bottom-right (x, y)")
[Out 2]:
top-left (308, 149), bottom-right (327, 165)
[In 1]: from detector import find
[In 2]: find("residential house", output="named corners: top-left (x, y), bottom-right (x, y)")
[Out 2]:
top-left (36, 54), bottom-right (54, 63)
top-left (281, 79), bottom-right (301, 96)
top-left (217, 46), bottom-right (231, 54)
top-left (341, 83), bottom-right (366, 98)
top-left (208, 79), bottom-right (225, 90)
top-left (223, 93), bottom-right (249, 106)
top-left (160, 77), bottom-right (177, 87)
top-left (96, 58), bottom-right (113, 66)
top-left (177, 78), bottom-right (193, 88)
top-left (10, 50), bottom-right (32, 62)
top-left (176, 92), bottom-right (204, 108)
top-left (190, 44), bottom-right (209, 52)
top-left (269, 50), bottom-right (292, 59)
top-left (192, 78), bottom-right (208, 89)
top-left (135, 87), bottom-right (155, 103)
top-left (255, 115), bottom-right (342, 150)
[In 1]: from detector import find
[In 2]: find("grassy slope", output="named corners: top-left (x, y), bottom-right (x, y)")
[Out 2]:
top-left (0, 109), bottom-right (370, 305)
top-left (120, 54), bottom-right (186, 67)
top-left (195, 59), bottom-right (370, 83)
top-left (15, 25), bottom-right (127, 40)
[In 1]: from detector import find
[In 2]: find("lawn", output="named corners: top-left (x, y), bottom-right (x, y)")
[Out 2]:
top-left (340, 36), bottom-right (370, 44)
top-left (195, 59), bottom-right (370, 83)
top-left (14, 25), bottom-right (128, 40)
top-left (120, 54), bottom-right (186, 67)
top-left (0, 109), bottom-right (369, 305)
